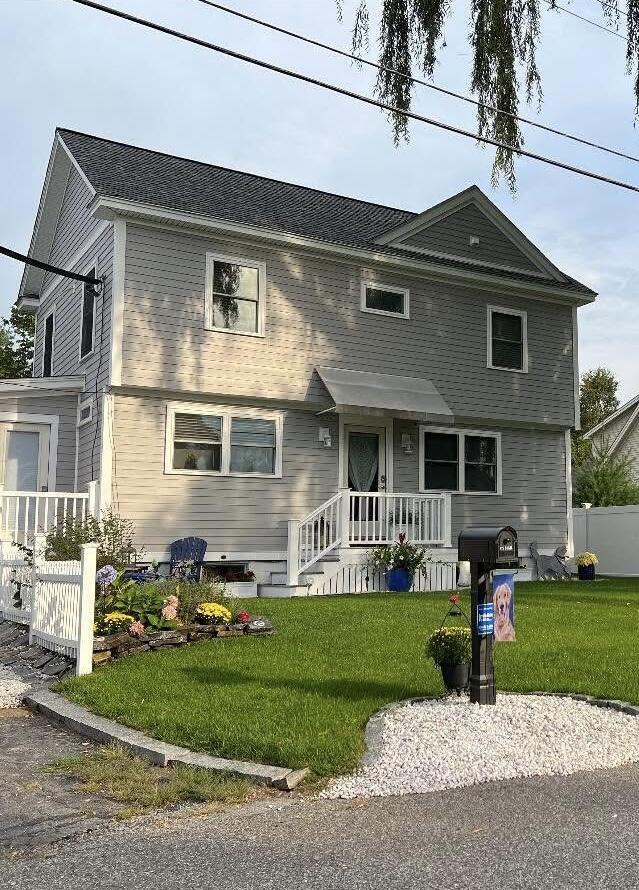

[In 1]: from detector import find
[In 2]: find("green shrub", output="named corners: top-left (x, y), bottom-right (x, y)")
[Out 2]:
top-left (45, 509), bottom-right (138, 569)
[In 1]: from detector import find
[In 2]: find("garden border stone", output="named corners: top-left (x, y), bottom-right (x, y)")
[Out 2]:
top-left (25, 688), bottom-right (309, 789)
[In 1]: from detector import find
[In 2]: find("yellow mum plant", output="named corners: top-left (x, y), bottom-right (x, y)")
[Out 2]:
top-left (195, 602), bottom-right (233, 625)
top-left (575, 551), bottom-right (599, 567)
top-left (96, 611), bottom-right (135, 634)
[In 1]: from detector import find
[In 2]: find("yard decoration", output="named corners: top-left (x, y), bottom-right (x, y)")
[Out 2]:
top-left (369, 534), bottom-right (429, 592)
top-left (575, 551), bottom-right (599, 581)
top-left (426, 594), bottom-right (472, 695)
top-left (530, 543), bottom-right (571, 581)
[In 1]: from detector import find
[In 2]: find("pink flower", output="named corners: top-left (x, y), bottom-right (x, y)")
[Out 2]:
top-left (164, 595), bottom-right (179, 609)
top-left (162, 604), bottom-right (178, 620)
top-left (129, 620), bottom-right (145, 638)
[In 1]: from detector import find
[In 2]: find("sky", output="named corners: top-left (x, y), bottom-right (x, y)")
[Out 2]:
top-left (0, 0), bottom-right (637, 402)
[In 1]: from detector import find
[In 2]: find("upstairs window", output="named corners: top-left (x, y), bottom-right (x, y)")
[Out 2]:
top-left (80, 268), bottom-right (97, 359)
top-left (421, 427), bottom-right (501, 494)
top-left (166, 404), bottom-right (282, 477)
top-left (205, 252), bottom-right (266, 336)
top-left (361, 282), bottom-right (409, 318)
top-left (42, 310), bottom-right (55, 377)
top-left (488, 306), bottom-right (528, 372)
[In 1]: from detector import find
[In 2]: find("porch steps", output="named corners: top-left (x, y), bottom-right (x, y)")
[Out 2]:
top-left (257, 554), bottom-right (341, 598)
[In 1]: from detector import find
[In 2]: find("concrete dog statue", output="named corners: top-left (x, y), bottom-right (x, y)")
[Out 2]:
top-left (530, 543), bottom-right (571, 581)
top-left (494, 582), bottom-right (516, 641)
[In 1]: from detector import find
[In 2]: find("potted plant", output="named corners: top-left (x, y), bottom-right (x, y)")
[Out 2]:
top-left (369, 534), bottom-right (429, 592)
top-left (223, 570), bottom-right (258, 598)
top-left (426, 624), bottom-right (472, 694)
top-left (575, 551), bottom-right (599, 581)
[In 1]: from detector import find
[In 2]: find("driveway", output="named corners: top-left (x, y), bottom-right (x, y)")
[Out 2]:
top-left (0, 709), bottom-right (120, 850)
top-left (2, 760), bottom-right (638, 888)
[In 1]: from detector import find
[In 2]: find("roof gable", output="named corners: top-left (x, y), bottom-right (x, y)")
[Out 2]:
top-left (585, 394), bottom-right (639, 452)
top-left (375, 186), bottom-right (566, 281)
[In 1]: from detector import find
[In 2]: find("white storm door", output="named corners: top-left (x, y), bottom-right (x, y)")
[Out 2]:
top-left (0, 423), bottom-right (51, 492)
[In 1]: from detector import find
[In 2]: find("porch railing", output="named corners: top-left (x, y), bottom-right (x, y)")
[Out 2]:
top-left (0, 481), bottom-right (99, 544)
top-left (288, 489), bottom-right (451, 584)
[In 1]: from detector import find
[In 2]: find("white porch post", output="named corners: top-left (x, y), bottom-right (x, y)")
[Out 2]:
top-left (76, 542), bottom-right (98, 676)
top-left (338, 487), bottom-right (351, 549)
top-left (29, 533), bottom-right (46, 644)
top-left (287, 520), bottom-right (301, 586)
top-left (443, 493), bottom-right (452, 548)
top-left (87, 480), bottom-right (100, 519)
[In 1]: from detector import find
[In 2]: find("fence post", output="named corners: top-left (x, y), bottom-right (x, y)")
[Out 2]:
top-left (443, 493), bottom-right (452, 548)
top-left (76, 542), bottom-right (97, 676)
top-left (0, 540), bottom-right (4, 618)
top-left (28, 533), bottom-right (46, 645)
top-left (287, 520), bottom-right (300, 586)
top-left (87, 481), bottom-right (100, 520)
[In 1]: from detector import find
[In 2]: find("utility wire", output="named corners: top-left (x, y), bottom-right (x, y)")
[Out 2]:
top-left (548, 1), bottom-right (627, 39)
top-left (190, 0), bottom-right (639, 165)
top-left (0, 244), bottom-right (102, 287)
top-left (66, 0), bottom-right (639, 195)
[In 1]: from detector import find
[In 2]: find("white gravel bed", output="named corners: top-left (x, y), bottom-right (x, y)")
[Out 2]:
top-left (322, 694), bottom-right (639, 799)
top-left (0, 664), bottom-right (31, 708)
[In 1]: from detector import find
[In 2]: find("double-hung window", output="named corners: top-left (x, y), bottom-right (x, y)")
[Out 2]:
top-left (488, 306), bottom-right (528, 372)
top-left (421, 427), bottom-right (501, 494)
top-left (80, 267), bottom-right (97, 360)
top-left (361, 282), bottom-right (409, 318)
top-left (205, 252), bottom-right (266, 336)
top-left (167, 405), bottom-right (282, 477)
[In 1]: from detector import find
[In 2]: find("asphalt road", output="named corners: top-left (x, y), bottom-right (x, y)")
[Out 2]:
top-left (3, 761), bottom-right (639, 889)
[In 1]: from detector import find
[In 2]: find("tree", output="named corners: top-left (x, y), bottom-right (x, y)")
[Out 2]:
top-left (572, 367), bottom-right (619, 469)
top-left (573, 440), bottom-right (639, 507)
top-left (0, 307), bottom-right (35, 379)
top-left (337, 1), bottom-right (639, 190)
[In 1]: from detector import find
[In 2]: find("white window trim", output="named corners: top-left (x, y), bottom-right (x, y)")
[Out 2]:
top-left (78, 257), bottom-right (99, 364)
top-left (419, 425), bottom-right (502, 496)
top-left (204, 251), bottom-right (266, 338)
top-left (77, 398), bottom-right (93, 428)
top-left (165, 402), bottom-right (283, 478)
top-left (42, 305), bottom-right (56, 378)
top-left (360, 282), bottom-right (410, 319)
top-left (487, 305), bottom-right (528, 373)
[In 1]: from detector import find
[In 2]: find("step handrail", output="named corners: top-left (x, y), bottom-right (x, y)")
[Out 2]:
top-left (287, 490), bottom-right (345, 585)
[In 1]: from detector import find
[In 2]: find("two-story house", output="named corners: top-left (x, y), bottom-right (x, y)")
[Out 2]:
top-left (0, 129), bottom-right (595, 593)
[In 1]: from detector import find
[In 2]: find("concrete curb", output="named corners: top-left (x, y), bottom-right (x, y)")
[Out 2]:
top-left (25, 689), bottom-right (309, 790)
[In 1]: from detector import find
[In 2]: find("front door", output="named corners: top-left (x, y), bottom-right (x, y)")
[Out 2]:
top-left (0, 423), bottom-right (50, 492)
top-left (346, 426), bottom-right (386, 527)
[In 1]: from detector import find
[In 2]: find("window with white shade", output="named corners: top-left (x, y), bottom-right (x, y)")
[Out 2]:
top-left (361, 282), bottom-right (409, 318)
top-left (205, 252), bottom-right (266, 336)
top-left (488, 306), bottom-right (528, 372)
top-left (166, 404), bottom-right (282, 477)
top-left (420, 427), bottom-right (501, 494)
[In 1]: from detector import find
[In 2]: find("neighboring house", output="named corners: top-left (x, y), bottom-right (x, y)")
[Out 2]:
top-left (0, 129), bottom-right (596, 593)
top-left (584, 394), bottom-right (639, 479)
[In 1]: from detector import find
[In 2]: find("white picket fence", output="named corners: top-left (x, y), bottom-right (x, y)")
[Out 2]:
top-left (306, 561), bottom-right (458, 596)
top-left (0, 535), bottom-right (97, 675)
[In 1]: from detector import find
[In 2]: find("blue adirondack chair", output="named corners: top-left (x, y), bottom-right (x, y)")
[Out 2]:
top-left (169, 537), bottom-right (207, 582)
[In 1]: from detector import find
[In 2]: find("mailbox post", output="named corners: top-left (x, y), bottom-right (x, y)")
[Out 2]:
top-left (458, 527), bottom-right (519, 705)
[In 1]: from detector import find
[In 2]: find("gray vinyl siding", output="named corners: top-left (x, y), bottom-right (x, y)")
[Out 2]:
top-left (400, 203), bottom-right (541, 272)
top-left (44, 166), bottom-right (96, 289)
top-left (394, 419), bottom-right (568, 550)
top-left (592, 411), bottom-right (639, 482)
top-left (0, 394), bottom-right (78, 491)
top-left (121, 223), bottom-right (576, 427)
top-left (617, 424), bottom-right (639, 481)
top-left (110, 393), bottom-right (340, 555)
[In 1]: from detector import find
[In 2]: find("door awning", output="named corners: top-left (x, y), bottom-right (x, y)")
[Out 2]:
top-left (316, 367), bottom-right (453, 423)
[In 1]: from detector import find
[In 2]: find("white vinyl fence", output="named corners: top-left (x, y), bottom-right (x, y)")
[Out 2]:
top-left (306, 561), bottom-right (458, 596)
top-left (0, 535), bottom-right (97, 674)
top-left (573, 505), bottom-right (639, 576)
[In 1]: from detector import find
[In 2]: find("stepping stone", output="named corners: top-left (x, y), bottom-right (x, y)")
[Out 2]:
top-left (41, 658), bottom-right (72, 677)
top-left (32, 652), bottom-right (57, 670)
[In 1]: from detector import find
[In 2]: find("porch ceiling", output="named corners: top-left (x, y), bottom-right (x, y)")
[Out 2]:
top-left (316, 367), bottom-right (453, 424)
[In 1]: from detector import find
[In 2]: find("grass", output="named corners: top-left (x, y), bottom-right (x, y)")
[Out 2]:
top-left (49, 744), bottom-right (254, 813)
top-left (58, 579), bottom-right (639, 778)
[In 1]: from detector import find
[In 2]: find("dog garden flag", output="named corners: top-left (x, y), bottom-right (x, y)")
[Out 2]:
top-left (492, 572), bottom-right (516, 642)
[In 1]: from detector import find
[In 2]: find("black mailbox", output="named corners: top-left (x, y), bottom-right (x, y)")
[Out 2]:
top-left (458, 526), bottom-right (519, 569)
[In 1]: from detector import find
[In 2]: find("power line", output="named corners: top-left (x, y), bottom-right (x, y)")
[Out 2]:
top-left (0, 244), bottom-right (102, 287)
top-left (190, 0), bottom-right (639, 165)
top-left (549, 1), bottom-right (627, 40)
top-left (66, 0), bottom-right (639, 195)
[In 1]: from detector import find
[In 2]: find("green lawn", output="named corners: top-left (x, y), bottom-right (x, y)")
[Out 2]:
top-left (59, 579), bottom-right (639, 777)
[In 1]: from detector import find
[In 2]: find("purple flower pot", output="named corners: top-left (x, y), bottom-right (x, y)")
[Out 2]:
top-left (385, 568), bottom-right (413, 592)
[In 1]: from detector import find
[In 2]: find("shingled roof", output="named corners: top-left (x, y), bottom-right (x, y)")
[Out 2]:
top-left (57, 128), bottom-right (594, 297)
